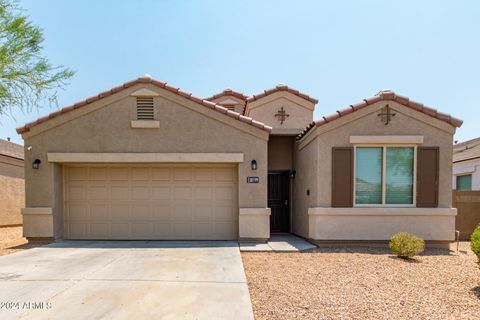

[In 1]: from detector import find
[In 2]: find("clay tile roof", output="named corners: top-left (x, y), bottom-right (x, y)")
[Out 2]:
top-left (246, 84), bottom-right (319, 104)
top-left (17, 76), bottom-right (272, 134)
top-left (0, 139), bottom-right (24, 160)
top-left (205, 88), bottom-right (249, 101)
top-left (296, 90), bottom-right (463, 141)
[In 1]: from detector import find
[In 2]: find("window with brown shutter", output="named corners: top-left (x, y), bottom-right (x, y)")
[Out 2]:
top-left (332, 147), bottom-right (354, 207)
top-left (416, 147), bottom-right (439, 207)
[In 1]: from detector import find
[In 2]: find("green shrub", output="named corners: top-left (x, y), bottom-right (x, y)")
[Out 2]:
top-left (471, 224), bottom-right (480, 265)
top-left (389, 232), bottom-right (425, 258)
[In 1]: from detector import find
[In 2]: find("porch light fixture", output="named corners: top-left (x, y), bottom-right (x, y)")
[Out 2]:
top-left (290, 170), bottom-right (296, 179)
top-left (32, 159), bottom-right (41, 170)
top-left (251, 160), bottom-right (257, 170)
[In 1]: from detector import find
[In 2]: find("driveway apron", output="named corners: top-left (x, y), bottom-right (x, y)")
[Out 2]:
top-left (0, 241), bottom-right (253, 320)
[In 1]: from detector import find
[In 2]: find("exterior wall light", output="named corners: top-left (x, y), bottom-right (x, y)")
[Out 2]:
top-left (32, 159), bottom-right (41, 169)
top-left (290, 170), bottom-right (296, 179)
top-left (251, 160), bottom-right (257, 170)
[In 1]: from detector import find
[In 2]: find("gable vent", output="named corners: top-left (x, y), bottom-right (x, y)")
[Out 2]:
top-left (136, 97), bottom-right (154, 120)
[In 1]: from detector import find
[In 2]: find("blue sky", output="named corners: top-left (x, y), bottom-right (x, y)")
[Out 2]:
top-left (2, 0), bottom-right (479, 144)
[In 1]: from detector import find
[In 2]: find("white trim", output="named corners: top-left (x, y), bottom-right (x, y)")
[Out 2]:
top-left (350, 135), bottom-right (424, 144)
top-left (47, 153), bottom-right (245, 163)
top-left (130, 120), bottom-right (160, 128)
top-left (353, 145), bottom-right (417, 207)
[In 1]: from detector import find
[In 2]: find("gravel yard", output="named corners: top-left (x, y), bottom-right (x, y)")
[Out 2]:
top-left (0, 226), bottom-right (47, 256)
top-left (242, 242), bottom-right (480, 320)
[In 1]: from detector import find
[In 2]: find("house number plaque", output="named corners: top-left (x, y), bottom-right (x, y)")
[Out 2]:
top-left (247, 177), bottom-right (260, 183)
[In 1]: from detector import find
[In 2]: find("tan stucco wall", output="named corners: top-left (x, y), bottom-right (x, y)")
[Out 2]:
top-left (21, 207), bottom-right (53, 238)
top-left (22, 83), bottom-right (269, 239)
top-left (294, 100), bottom-right (457, 239)
top-left (239, 208), bottom-right (271, 239)
top-left (292, 137), bottom-right (318, 237)
top-left (0, 155), bottom-right (24, 226)
top-left (268, 136), bottom-right (294, 171)
top-left (308, 207), bottom-right (457, 241)
top-left (246, 92), bottom-right (315, 135)
top-left (302, 101), bottom-right (454, 207)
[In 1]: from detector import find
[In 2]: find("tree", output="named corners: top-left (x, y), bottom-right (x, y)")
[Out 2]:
top-left (0, 0), bottom-right (74, 115)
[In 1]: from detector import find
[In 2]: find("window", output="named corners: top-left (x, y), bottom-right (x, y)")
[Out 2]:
top-left (456, 174), bottom-right (472, 190)
top-left (355, 146), bottom-right (415, 205)
top-left (136, 97), bottom-right (154, 120)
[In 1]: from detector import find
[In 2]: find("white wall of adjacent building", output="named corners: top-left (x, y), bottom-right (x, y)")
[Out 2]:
top-left (452, 158), bottom-right (480, 190)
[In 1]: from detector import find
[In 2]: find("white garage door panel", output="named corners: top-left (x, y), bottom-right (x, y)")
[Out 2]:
top-left (64, 164), bottom-right (238, 240)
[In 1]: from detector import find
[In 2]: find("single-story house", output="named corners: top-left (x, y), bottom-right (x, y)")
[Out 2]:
top-left (17, 75), bottom-right (462, 245)
top-left (0, 138), bottom-right (24, 228)
top-left (452, 137), bottom-right (480, 190)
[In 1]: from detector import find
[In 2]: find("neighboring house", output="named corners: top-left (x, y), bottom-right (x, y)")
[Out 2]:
top-left (16, 75), bottom-right (462, 245)
top-left (0, 139), bottom-right (24, 227)
top-left (452, 137), bottom-right (480, 190)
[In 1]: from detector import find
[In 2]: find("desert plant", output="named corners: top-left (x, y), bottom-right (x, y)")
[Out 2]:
top-left (471, 224), bottom-right (480, 265)
top-left (389, 232), bottom-right (425, 258)
top-left (0, 0), bottom-right (74, 116)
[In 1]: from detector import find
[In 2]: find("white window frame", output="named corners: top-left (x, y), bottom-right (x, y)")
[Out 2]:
top-left (353, 144), bottom-right (417, 207)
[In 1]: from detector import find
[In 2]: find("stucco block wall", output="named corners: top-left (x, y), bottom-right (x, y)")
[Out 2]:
top-left (0, 155), bottom-right (24, 226)
top-left (22, 83), bottom-right (269, 239)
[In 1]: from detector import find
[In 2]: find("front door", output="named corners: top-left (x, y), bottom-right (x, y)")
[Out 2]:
top-left (268, 171), bottom-right (290, 233)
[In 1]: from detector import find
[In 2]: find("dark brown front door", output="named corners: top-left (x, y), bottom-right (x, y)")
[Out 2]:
top-left (268, 171), bottom-right (290, 233)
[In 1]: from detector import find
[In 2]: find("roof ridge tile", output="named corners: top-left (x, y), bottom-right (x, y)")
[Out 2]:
top-left (17, 77), bottom-right (272, 134)
top-left (204, 88), bottom-right (249, 101)
top-left (247, 85), bottom-right (318, 104)
top-left (296, 90), bottom-right (463, 141)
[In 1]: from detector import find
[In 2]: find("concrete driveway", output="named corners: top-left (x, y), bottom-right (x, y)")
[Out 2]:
top-left (0, 241), bottom-right (253, 320)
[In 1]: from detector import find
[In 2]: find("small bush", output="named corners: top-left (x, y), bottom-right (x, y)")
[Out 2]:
top-left (389, 232), bottom-right (425, 258)
top-left (471, 224), bottom-right (480, 265)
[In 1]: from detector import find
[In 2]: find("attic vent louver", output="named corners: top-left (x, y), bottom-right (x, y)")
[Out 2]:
top-left (136, 97), bottom-right (154, 120)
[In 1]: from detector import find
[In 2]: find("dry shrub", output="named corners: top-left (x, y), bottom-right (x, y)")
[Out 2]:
top-left (389, 232), bottom-right (425, 258)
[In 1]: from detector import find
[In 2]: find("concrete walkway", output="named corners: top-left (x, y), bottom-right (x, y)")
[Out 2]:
top-left (0, 241), bottom-right (253, 320)
top-left (239, 234), bottom-right (317, 252)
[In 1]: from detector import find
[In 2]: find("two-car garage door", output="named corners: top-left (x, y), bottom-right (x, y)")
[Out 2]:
top-left (64, 164), bottom-right (238, 240)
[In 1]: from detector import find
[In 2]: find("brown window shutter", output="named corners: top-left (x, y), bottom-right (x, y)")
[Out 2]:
top-left (416, 147), bottom-right (439, 207)
top-left (332, 147), bottom-right (354, 207)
